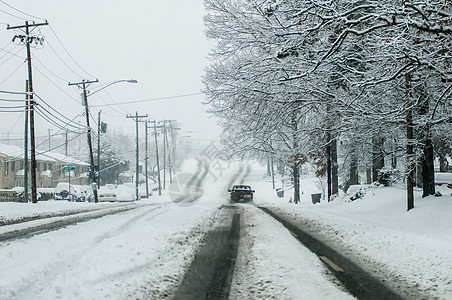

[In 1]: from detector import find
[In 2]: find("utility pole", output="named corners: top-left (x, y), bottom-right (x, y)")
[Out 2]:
top-left (150, 121), bottom-right (162, 195)
top-left (48, 129), bottom-right (51, 151)
top-left (65, 130), bottom-right (68, 156)
top-left (164, 120), bottom-right (178, 184)
top-left (166, 126), bottom-right (172, 184)
top-left (145, 121), bottom-right (149, 198)
top-left (68, 79), bottom-right (99, 203)
top-left (8, 20), bottom-right (48, 204)
top-left (24, 80), bottom-right (29, 202)
top-left (162, 120), bottom-right (167, 190)
top-left (126, 112), bottom-right (148, 201)
top-left (97, 110), bottom-right (101, 188)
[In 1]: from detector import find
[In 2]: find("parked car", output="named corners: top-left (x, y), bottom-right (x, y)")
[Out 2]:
top-left (228, 185), bottom-right (255, 203)
top-left (97, 186), bottom-right (116, 202)
top-left (71, 185), bottom-right (87, 202)
top-left (37, 188), bottom-right (54, 201)
top-left (54, 182), bottom-right (75, 201)
top-left (115, 185), bottom-right (135, 202)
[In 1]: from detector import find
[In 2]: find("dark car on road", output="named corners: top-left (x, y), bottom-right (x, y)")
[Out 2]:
top-left (228, 185), bottom-right (255, 203)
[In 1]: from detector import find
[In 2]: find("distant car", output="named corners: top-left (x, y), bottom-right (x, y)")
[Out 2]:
top-left (228, 185), bottom-right (255, 203)
top-left (72, 185), bottom-right (87, 202)
top-left (54, 182), bottom-right (74, 201)
top-left (97, 186), bottom-right (116, 202)
top-left (115, 185), bottom-right (135, 202)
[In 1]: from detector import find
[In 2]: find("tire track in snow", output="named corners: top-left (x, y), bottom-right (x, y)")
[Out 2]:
top-left (238, 164), bottom-right (251, 184)
top-left (0, 203), bottom-right (138, 243)
top-left (172, 159), bottom-right (209, 205)
top-left (259, 207), bottom-right (404, 300)
top-left (173, 207), bottom-right (240, 300)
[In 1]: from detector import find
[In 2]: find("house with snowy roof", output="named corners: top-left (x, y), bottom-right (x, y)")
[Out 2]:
top-left (0, 143), bottom-right (90, 189)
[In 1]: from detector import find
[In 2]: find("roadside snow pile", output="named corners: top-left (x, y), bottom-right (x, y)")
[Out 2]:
top-left (345, 184), bottom-right (370, 202)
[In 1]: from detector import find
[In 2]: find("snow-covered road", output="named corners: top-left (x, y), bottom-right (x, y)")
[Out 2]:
top-left (1, 159), bottom-right (451, 299)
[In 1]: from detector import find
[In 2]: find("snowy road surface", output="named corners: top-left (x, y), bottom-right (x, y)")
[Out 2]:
top-left (0, 159), bottom-right (451, 299)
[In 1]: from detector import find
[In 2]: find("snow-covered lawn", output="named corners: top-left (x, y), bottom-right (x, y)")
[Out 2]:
top-left (252, 167), bottom-right (452, 299)
top-left (1, 160), bottom-right (451, 299)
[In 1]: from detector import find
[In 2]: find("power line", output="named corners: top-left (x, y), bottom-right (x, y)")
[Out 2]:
top-left (34, 105), bottom-right (85, 132)
top-left (0, 98), bottom-right (25, 102)
top-left (92, 90), bottom-right (126, 116)
top-left (0, 112), bottom-right (23, 144)
top-left (0, 46), bottom-right (23, 66)
top-left (33, 53), bottom-right (70, 82)
top-left (0, 89), bottom-right (29, 95)
top-left (48, 25), bottom-right (96, 79)
top-left (0, 0), bottom-right (46, 21)
top-left (44, 37), bottom-right (84, 79)
top-left (90, 92), bottom-right (204, 107)
top-left (0, 60), bottom-right (25, 85)
top-left (0, 7), bottom-right (27, 20)
top-left (33, 66), bottom-right (81, 105)
top-left (34, 93), bottom-right (86, 129)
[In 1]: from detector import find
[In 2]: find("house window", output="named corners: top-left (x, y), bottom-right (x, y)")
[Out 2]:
top-left (20, 161), bottom-right (24, 169)
top-left (11, 161), bottom-right (15, 172)
top-left (4, 162), bottom-right (8, 176)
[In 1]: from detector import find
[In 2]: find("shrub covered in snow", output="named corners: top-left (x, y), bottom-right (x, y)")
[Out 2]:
top-left (377, 167), bottom-right (400, 186)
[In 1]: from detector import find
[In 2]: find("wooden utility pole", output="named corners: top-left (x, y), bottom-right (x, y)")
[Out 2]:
top-left (64, 131), bottom-right (68, 156)
top-left (68, 79), bottom-right (99, 202)
top-left (150, 121), bottom-right (162, 196)
top-left (164, 120), bottom-right (178, 184)
top-left (162, 120), bottom-right (167, 190)
top-left (48, 129), bottom-right (51, 151)
top-left (97, 110), bottom-right (101, 188)
top-left (24, 80), bottom-right (29, 202)
top-left (126, 112), bottom-right (148, 200)
top-left (8, 20), bottom-right (48, 203)
top-left (145, 121), bottom-right (149, 198)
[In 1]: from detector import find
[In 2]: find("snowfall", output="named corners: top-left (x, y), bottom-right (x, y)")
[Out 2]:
top-left (0, 159), bottom-right (451, 300)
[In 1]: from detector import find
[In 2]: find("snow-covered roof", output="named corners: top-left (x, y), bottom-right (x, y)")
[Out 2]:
top-left (0, 143), bottom-right (89, 166)
top-left (41, 170), bottom-right (52, 177)
top-left (0, 144), bottom-right (25, 161)
top-left (41, 152), bottom-right (89, 166)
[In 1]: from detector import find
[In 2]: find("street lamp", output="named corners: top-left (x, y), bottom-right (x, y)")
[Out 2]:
top-left (68, 78), bottom-right (138, 203)
top-left (88, 79), bottom-right (138, 97)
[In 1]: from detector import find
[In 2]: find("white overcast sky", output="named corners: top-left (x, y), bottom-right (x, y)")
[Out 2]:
top-left (0, 0), bottom-right (220, 146)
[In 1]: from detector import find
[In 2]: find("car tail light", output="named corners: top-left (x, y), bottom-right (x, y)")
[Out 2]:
top-left (99, 195), bottom-right (104, 197)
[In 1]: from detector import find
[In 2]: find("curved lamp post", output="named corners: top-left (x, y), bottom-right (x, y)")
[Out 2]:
top-left (89, 79), bottom-right (137, 97)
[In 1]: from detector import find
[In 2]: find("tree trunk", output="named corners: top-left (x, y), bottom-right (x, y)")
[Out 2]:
top-left (349, 153), bottom-right (359, 186)
top-left (417, 85), bottom-right (435, 197)
top-left (267, 158), bottom-right (271, 177)
top-left (331, 135), bottom-right (338, 195)
top-left (406, 73), bottom-right (414, 211)
top-left (366, 168), bottom-right (372, 184)
top-left (293, 164), bottom-right (300, 204)
top-left (326, 132), bottom-right (332, 201)
top-left (439, 154), bottom-right (448, 172)
top-left (391, 138), bottom-right (397, 169)
top-left (372, 137), bottom-right (385, 183)
top-left (421, 133), bottom-right (435, 197)
top-left (271, 156), bottom-right (275, 190)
